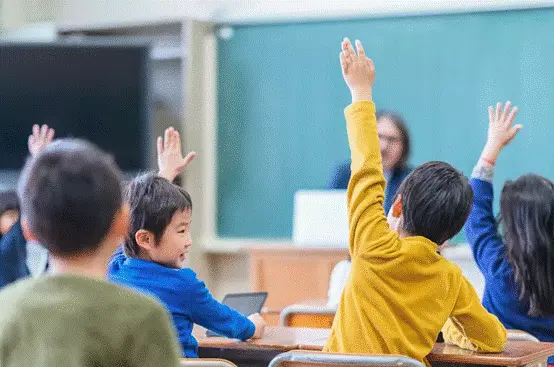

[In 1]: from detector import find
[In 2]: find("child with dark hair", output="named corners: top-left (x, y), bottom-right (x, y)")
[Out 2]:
top-left (465, 101), bottom-right (554, 365)
top-left (0, 190), bottom-right (19, 237)
top-left (0, 125), bottom-right (55, 288)
top-left (323, 38), bottom-right (506, 365)
top-left (0, 138), bottom-right (181, 367)
top-left (108, 128), bottom-right (265, 358)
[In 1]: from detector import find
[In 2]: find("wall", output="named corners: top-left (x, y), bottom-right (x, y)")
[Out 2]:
top-left (3, 0), bottom-right (554, 29)
top-left (2, 0), bottom-right (553, 300)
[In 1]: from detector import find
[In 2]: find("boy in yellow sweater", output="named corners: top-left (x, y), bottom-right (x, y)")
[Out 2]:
top-left (323, 38), bottom-right (506, 365)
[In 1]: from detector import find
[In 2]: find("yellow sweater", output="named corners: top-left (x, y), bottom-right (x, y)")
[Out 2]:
top-left (323, 101), bottom-right (506, 365)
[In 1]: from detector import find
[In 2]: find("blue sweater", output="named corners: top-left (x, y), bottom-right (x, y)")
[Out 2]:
top-left (465, 179), bottom-right (554, 363)
top-left (0, 220), bottom-right (30, 289)
top-left (108, 248), bottom-right (255, 357)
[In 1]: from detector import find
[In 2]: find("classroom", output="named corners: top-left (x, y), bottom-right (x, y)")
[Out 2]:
top-left (2, 0), bottom-right (554, 366)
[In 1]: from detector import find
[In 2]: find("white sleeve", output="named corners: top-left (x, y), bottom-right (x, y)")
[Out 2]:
top-left (327, 260), bottom-right (352, 308)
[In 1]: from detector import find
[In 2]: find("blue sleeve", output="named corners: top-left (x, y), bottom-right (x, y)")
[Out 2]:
top-left (464, 178), bottom-right (509, 279)
top-left (184, 274), bottom-right (255, 340)
top-left (328, 163), bottom-right (350, 189)
top-left (0, 219), bottom-right (28, 288)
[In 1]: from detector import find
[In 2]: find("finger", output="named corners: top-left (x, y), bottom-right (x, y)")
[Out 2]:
top-left (355, 40), bottom-right (366, 59)
top-left (28, 134), bottom-right (34, 150)
top-left (488, 106), bottom-right (494, 123)
top-left (176, 152), bottom-right (197, 171)
top-left (506, 124), bottom-right (523, 144)
top-left (164, 128), bottom-right (171, 150)
top-left (343, 38), bottom-right (356, 59)
top-left (495, 102), bottom-right (501, 121)
top-left (501, 101), bottom-right (512, 122)
top-left (173, 129), bottom-right (182, 151)
top-left (507, 105), bottom-right (519, 125)
top-left (340, 52), bottom-right (349, 74)
top-left (32, 124), bottom-right (40, 137)
top-left (46, 128), bottom-right (55, 143)
top-left (366, 57), bottom-right (375, 72)
top-left (157, 136), bottom-right (163, 154)
top-left (40, 124), bottom-right (48, 138)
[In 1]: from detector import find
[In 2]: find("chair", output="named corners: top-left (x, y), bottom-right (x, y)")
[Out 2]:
top-left (507, 330), bottom-right (540, 342)
top-left (180, 359), bottom-right (237, 367)
top-left (280, 305), bottom-right (336, 328)
top-left (268, 351), bottom-right (425, 367)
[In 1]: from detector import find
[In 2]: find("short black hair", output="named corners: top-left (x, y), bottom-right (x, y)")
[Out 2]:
top-left (124, 173), bottom-right (192, 258)
top-left (0, 190), bottom-right (19, 216)
top-left (397, 161), bottom-right (473, 245)
top-left (376, 109), bottom-right (411, 171)
top-left (18, 139), bottom-right (123, 256)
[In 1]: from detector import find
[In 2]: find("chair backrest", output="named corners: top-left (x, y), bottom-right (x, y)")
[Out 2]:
top-left (268, 351), bottom-right (426, 367)
top-left (507, 330), bottom-right (540, 342)
top-left (280, 305), bottom-right (336, 328)
top-left (180, 359), bottom-right (237, 367)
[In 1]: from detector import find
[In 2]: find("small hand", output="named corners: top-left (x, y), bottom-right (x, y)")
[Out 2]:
top-left (28, 124), bottom-right (55, 157)
top-left (481, 101), bottom-right (521, 165)
top-left (247, 313), bottom-right (266, 339)
top-left (157, 127), bottom-right (196, 182)
top-left (340, 38), bottom-right (375, 103)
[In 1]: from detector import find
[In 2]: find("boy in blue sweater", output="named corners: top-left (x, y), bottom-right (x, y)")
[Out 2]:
top-left (108, 128), bottom-right (265, 357)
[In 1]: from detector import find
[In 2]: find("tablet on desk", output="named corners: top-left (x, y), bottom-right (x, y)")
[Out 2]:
top-left (205, 292), bottom-right (268, 337)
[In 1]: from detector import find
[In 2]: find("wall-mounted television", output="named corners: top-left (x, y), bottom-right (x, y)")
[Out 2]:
top-left (0, 41), bottom-right (152, 171)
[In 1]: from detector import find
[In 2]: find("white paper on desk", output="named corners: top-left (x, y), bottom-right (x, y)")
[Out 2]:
top-left (293, 190), bottom-right (348, 247)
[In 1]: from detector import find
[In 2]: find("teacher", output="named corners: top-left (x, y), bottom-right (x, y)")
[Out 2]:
top-left (328, 109), bottom-right (412, 214)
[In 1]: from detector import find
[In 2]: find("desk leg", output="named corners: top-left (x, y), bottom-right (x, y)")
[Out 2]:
top-left (198, 347), bottom-right (283, 367)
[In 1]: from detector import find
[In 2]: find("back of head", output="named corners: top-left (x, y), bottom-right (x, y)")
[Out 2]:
top-left (124, 173), bottom-right (192, 257)
top-left (18, 139), bottom-right (123, 256)
top-left (397, 161), bottom-right (473, 245)
top-left (500, 174), bottom-right (554, 316)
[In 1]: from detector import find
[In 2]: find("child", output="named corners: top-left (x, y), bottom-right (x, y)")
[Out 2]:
top-left (108, 128), bottom-right (265, 358)
top-left (0, 124), bottom-right (54, 288)
top-left (0, 139), bottom-right (181, 366)
top-left (465, 102), bottom-right (554, 365)
top-left (323, 38), bottom-right (506, 365)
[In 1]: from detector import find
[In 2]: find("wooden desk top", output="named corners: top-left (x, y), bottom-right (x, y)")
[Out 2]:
top-left (427, 341), bottom-right (554, 366)
top-left (197, 326), bottom-right (554, 366)
top-left (196, 326), bottom-right (331, 351)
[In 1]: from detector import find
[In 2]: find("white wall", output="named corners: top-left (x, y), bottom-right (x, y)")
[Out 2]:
top-left (4, 0), bottom-right (554, 30)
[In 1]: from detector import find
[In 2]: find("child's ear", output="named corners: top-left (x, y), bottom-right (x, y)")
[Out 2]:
top-left (21, 217), bottom-right (38, 242)
top-left (392, 195), bottom-right (403, 218)
top-left (135, 229), bottom-right (155, 251)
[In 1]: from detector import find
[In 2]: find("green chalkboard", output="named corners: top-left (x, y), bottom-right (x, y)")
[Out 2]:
top-left (217, 7), bottom-right (554, 239)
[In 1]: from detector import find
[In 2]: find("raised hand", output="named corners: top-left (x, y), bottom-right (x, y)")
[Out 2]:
top-left (340, 38), bottom-right (375, 103)
top-left (157, 127), bottom-right (196, 182)
top-left (28, 124), bottom-right (55, 157)
top-left (481, 101), bottom-right (521, 166)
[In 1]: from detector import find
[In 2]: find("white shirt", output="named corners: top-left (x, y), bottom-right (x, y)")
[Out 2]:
top-left (26, 241), bottom-right (49, 277)
top-left (327, 260), bottom-right (352, 308)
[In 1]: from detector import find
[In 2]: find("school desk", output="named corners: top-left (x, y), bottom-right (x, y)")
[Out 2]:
top-left (196, 326), bottom-right (554, 367)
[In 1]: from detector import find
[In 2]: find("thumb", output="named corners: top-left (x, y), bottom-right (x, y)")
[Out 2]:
top-left (506, 124), bottom-right (523, 144)
top-left (175, 152), bottom-right (197, 171)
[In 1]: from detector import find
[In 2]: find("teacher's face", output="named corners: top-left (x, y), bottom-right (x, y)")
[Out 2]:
top-left (378, 117), bottom-right (404, 171)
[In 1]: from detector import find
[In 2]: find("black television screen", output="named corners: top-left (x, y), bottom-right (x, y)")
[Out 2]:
top-left (0, 41), bottom-right (152, 171)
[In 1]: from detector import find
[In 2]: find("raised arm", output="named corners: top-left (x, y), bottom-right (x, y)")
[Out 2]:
top-left (340, 38), bottom-right (398, 258)
top-left (464, 102), bottom-right (521, 278)
top-left (157, 127), bottom-right (197, 182)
